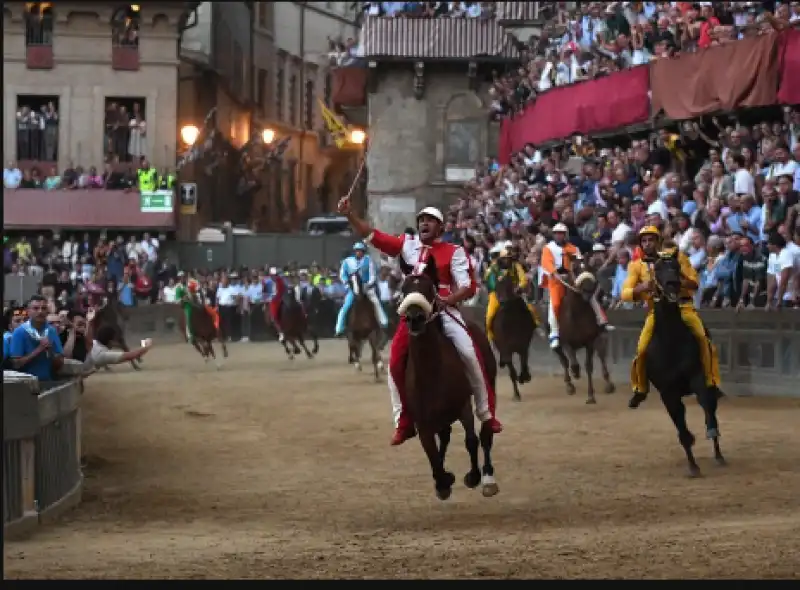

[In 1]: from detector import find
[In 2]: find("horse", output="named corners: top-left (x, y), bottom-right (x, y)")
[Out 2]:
top-left (268, 289), bottom-right (319, 360)
top-left (647, 253), bottom-right (725, 477)
top-left (90, 298), bottom-right (141, 371)
top-left (491, 266), bottom-right (535, 402)
top-left (345, 272), bottom-right (385, 382)
top-left (549, 255), bottom-right (615, 404)
top-left (179, 301), bottom-right (228, 367)
top-left (397, 255), bottom-right (498, 501)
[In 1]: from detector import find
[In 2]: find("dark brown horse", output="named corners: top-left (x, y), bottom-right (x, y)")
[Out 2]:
top-left (345, 272), bottom-right (384, 382)
top-left (492, 265), bottom-right (535, 401)
top-left (179, 302), bottom-right (228, 367)
top-left (267, 290), bottom-right (319, 360)
top-left (398, 255), bottom-right (498, 501)
top-left (550, 256), bottom-right (615, 404)
top-left (90, 299), bottom-right (141, 371)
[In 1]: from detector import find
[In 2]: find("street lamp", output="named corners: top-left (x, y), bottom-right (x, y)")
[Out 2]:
top-left (262, 128), bottom-right (275, 144)
top-left (180, 124), bottom-right (200, 146)
top-left (349, 129), bottom-right (366, 145)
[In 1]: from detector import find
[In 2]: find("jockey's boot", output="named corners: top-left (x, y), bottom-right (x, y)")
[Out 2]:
top-left (485, 416), bottom-right (503, 434)
top-left (628, 391), bottom-right (648, 409)
top-left (278, 332), bottom-right (285, 344)
top-left (549, 336), bottom-right (561, 350)
top-left (601, 323), bottom-right (616, 333)
top-left (390, 424), bottom-right (417, 446)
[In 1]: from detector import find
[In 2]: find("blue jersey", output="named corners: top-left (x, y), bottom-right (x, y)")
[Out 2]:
top-left (339, 255), bottom-right (376, 289)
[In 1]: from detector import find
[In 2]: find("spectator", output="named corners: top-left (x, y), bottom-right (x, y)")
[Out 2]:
top-left (8, 294), bottom-right (64, 381)
top-left (766, 232), bottom-right (799, 309)
top-left (4, 160), bottom-right (22, 188)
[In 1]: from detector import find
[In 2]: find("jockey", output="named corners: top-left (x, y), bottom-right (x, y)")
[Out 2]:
top-left (484, 245), bottom-right (541, 342)
top-left (337, 198), bottom-right (502, 446)
top-left (622, 226), bottom-right (724, 408)
top-left (267, 267), bottom-right (288, 343)
top-left (334, 242), bottom-right (388, 337)
top-left (540, 222), bottom-right (614, 349)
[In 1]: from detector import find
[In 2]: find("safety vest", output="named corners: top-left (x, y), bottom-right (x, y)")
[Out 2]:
top-left (137, 167), bottom-right (158, 192)
top-left (158, 174), bottom-right (176, 190)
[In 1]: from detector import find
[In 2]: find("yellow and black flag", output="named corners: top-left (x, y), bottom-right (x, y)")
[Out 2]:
top-left (318, 99), bottom-right (349, 148)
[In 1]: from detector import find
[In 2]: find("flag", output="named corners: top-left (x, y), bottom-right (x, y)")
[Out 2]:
top-left (318, 99), bottom-right (349, 148)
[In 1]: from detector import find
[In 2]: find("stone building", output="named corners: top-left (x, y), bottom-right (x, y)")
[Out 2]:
top-left (3, 1), bottom-right (189, 172)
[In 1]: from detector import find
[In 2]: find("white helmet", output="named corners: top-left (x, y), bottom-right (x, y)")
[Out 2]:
top-left (416, 206), bottom-right (444, 223)
top-left (552, 222), bottom-right (568, 233)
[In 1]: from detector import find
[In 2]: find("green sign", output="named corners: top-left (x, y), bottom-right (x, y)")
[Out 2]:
top-left (140, 190), bottom-right (174, 213)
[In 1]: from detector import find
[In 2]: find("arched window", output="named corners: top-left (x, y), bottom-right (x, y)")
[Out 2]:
top-left (112, 4), bottom-right (140, 48)
top-left (24, 2), bottom-right (53, 47)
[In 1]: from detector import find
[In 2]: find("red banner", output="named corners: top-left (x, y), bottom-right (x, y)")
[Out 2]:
top-left (498, 66), bottom-right (650, 163)
top-left (778, 28), bottom-right (800, 105)
top-left (3, 189), bottom-right (175, 230)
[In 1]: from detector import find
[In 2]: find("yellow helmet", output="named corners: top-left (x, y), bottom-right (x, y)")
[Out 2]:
top-left (638, 226), bottom-right (661, 240)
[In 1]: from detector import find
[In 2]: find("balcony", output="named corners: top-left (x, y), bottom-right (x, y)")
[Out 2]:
top-left (26, 44), bottom-right (53, 69)
top-left (112, 45), bottom-right (140, 71)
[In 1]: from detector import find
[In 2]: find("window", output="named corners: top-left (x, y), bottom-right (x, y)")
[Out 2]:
top-left (111, 4), bottom-right (140, 48)
top-left (444, 120), bottom-right (482, 166)
top-left (103, 97), bottom-right (147, 163)
top-left (256, 68), bottom-right (268, 115)
top-left (25, 2), bottom-right (53, 47)
top-left (288, 74), bottom-right (297, 127)
top-left (304, 80), bottom-right (314, 130)
top-left (276, 62), bottom-right (285, 121)
top-left (15, 94), bottom-right (59, 162)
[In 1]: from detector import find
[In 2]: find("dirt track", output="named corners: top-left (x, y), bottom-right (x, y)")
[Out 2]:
top-left (3, 341), bottom-right (800, 579)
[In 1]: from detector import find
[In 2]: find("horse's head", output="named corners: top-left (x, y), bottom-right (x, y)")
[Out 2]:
top-left (397, 254), bottom-right (439, 336)
top-left (569, 254), bottom-right (597, 302)
top-left (652, 250), bottom-right (682, 304)
top-left (495, 265), bottom-right (518, 305)
top-left (348, 271), bottom-right (364, 297)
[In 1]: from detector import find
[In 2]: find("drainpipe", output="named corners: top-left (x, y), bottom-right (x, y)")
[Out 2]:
top-left (298, 1), bottom-right (306, 225)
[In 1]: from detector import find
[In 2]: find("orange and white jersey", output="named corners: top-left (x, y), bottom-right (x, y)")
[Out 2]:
top-left (539, 240), bottom-right (581, 289)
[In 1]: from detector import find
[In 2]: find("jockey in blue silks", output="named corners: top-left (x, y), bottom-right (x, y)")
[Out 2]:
top-left (335, 242), bottom-right (388, 336)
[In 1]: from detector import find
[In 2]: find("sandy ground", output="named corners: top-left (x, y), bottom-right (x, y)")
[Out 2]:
top-left (3, 340), bottom-right (800, 579)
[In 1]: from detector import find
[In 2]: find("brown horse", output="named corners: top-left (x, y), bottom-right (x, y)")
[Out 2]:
top-left (266, 290), bottom-right (319, 360)
top-left (178, 302), bottom-right (228, 367)
top-left (90, 299), bottom-right (141, 371)
top-left (550, 256), bottom-right (615, 404)
top-left (345, 272), bottom-right (384, 382)
top-left (398, 255), bottom-right (498, 501)
top-left (492, 266), bottom-right (535, 401)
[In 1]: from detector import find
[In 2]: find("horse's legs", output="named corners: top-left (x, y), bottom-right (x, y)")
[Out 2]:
top-left (565, 345), bottom-right (581, 379)
top-left (458, 403), bottom-right (481, 489)
top-left (478, 422), bottom-right (498, 497)
top-left (192, 339), bottom-right (206, 360)
top-left (282, 338), bottom-right (295, 360)
top-left (368, 331), bottom-right (382, 382)
top-left (661, 393), bottom-right (701, 477)
top-left (507, 356), bottom-right (521, 402)
top-left (595, 335), bottom-right (616, 394)
top-left (518, 347), bottom-right (532, 384)
top-left (297, 336), bottom-right (314, 359)
top-left (216, 329), bottom-right (229, 358)
top-left (418, 430), bottom-right (455, 500)
top-left (308, 327), bottom-right (319, 355)
top-left (554, 347), bottom-right (575, 395)
top-left (206, 340), bottom-right (223, 369)
top-left (584, 344), bottom-right (596, 405)
top-left (694, 375), bottom-right (725, 466)
top-left (437, 424), bottom-right (452, 465)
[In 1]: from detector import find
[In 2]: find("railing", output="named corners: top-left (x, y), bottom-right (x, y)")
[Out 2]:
top-left (460, 307), bottom-right (799, 398)
top-left (3, 375), bottom-right (83, 539)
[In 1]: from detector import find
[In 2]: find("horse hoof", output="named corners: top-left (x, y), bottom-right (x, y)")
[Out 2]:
top-left (687, 467), bottom-right (702, 479)
top-left (605, 383), bottom-right (616, 394)
top-left (288, 355), bottom-right (295, 361)
top-left (354, 362), bottom-right (362, 372)
top-left (706, 428), bottom-right (721, 440)
top-left (519, 373), bottom-right (531, 384)
top-left (586, 397), bottom-right (597, 405)
top-left (435, 487), bottom-right (452, 501)
top-left (312, 345), bottom-right (319, 354)
top-left (306, 353), bottom-right (314, 359)
top-left (215, 361), bottom-right (223, 370)
top-left (464, 471), bottom-right (481, 489)
top-left (292, 347), bottom-right (302, 355)
top-left (376, 360), bottom-right (384, 372)
top-left (512, 394), bottom-right (521, 402)
top-left (570, 365), bottom-right (581, 379)
top-left (715, 455), bottom-right (727, 467)
top-left (566, 383), bottom-right (576, 395)
top-left (481, 474), bottom-right (499, 497)
top-left (203, 357), bottom-right (209, 364)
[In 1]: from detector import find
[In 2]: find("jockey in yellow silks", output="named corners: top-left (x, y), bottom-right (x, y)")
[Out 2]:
top-left (485, 245), bottom-right (541, 342)
top-left (621, 226), bottom-right (723, 408)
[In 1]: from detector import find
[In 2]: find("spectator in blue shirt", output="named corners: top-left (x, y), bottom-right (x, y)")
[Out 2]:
top-left (714, 234), bottom-right (743, 306)
top-left (610, 249), bottom-right (633, 309)
top-left (740, 195), bottom-right (762, 244)
top-left (119, 275), bottom-right (136, 307)
top-left (9, 295), bottom-right (64, 381)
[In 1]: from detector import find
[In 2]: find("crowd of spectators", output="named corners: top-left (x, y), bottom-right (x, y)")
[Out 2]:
top-left (445, 105), bottom-right (800, 309)
top-left (358, 1), bottom-right (495, 18)
top-left (490, 2), bottom-right (799, 121)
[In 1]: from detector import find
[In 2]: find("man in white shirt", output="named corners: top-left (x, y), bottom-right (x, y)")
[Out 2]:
top-left (83, 309), bottom-right (154, 370)
top-left (161, 278), bottom-right (178, 303)
top-left (766, 233), bottom-right (800, 309)
top-left (4, 161), bottom-right (22, 188)
top-left (216, 273), bottom-right (239, 342)
top-left (608, 210), bottom-right (632, 246)
top-left (765, 143), bottom-right (798, 181)
top-left (731, 153), bottom-right (755, 196)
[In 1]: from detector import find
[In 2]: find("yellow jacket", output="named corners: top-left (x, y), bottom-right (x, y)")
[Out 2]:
top-left (621, 252), bottom-right (698, 306)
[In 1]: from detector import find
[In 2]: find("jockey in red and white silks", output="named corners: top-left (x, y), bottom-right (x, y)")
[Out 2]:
top-left (349, 204), bottom-right (503, 446)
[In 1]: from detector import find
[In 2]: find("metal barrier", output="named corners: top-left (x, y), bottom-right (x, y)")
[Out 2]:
top-left (3, 374), bottom-right (83, 539)
top-left (460, 307), bottom-right (799, 398)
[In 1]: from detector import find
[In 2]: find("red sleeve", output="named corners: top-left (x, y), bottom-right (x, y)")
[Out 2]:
top-left (368, 230), bottom-right (405, 258)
